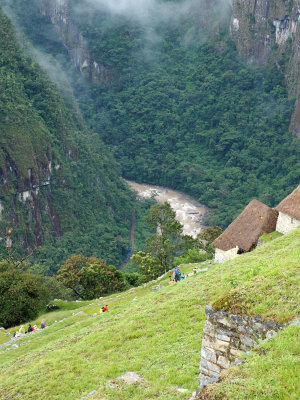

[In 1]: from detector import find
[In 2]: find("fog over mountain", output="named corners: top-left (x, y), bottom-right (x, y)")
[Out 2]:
top-left (77, 0), bottom-right (231, 26)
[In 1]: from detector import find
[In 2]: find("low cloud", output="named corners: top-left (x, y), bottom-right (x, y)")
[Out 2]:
top-left (79, 0), bottom-right (231, 27)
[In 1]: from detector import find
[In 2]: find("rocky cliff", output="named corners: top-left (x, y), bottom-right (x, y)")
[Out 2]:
top-left (0, 7), bottom-right (133, 266)
top-left (38, 0), bottom-right (111, 84)
top-left (230, 0), bottom-right (300, 132)
top-left (36, 0), bottom-right (300, 131)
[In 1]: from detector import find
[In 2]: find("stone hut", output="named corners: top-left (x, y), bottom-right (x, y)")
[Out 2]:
top-left (212, 199), bottom-right (278, 263)
top-left (275, 185), bottom-right (300, 234)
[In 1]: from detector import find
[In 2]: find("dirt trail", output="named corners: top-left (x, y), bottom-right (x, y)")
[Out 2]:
top-left (125, 180), bottom-right (209, 238)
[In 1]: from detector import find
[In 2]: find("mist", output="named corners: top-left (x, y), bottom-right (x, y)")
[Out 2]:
top-left (78, 0), bottom-right (232, 30)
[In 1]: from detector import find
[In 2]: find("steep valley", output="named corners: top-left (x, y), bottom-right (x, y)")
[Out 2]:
top-left (2, 0), bottom-right (299, 231)
top-left (0, 0), bottom-right (299, 265)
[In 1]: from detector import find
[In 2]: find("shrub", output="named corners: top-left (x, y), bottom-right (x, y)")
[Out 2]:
top-left (173, 248), bottom-right (213, 266)
top-left (0, 269), bottom-right (49, 328)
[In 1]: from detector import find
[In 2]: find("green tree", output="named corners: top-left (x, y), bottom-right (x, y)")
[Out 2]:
top-left (0, 269), bottom-right (49, 328)
top-left (197, 226), bottom-right (223, 253)
top-left (145, 202), bottom-right (183, 273)
top-left (57, 255), bottom-right (124, 299)
top-left (131, 251), bottom-right (162, 281)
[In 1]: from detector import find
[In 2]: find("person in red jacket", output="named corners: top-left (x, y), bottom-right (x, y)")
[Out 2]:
top-left (103, 305), bottom-right (108, 312)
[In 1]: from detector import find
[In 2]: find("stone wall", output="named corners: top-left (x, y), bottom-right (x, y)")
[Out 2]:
top-left (197, 306), bottom-right (283, 393)
top-left (276, 212), bottom-right (300, 234)
top-left (214, 246), bottom-right (239, 263)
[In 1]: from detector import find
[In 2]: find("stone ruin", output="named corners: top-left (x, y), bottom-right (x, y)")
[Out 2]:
top-left (197, 306), bottom-right (284, 393)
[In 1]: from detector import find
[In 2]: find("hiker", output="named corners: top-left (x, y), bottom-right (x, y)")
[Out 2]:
top-left (103, 305), bottom-right (108, 312)
top-left (26, 324), bottom-right (33, 333)
top-left (180, 273), bottom-right (185, 281)
top-left (174, 267), bottom-right (181, 282)
top-left (41, 320), bottom-right (46, 329)
top-left (193, 267), bottom-right (197, 275)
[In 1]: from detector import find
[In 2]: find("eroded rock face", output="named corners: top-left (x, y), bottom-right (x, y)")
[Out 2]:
top-left (39, 0), bottom-right (111, 83)
top-left (230, 0), bottom-right (300, 131)
top-left (197, 306), bottom-right (283, 393)
top-left (230, 0), bottom-right (299, 62)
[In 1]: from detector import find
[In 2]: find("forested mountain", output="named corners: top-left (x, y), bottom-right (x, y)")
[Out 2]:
top-left (0, 7), bottom-right (135, 273)
top-left (2, 0), bottom-right (298, 229)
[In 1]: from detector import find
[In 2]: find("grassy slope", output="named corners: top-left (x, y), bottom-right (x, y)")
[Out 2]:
top-left (0, 229), bottom-right (299, 400)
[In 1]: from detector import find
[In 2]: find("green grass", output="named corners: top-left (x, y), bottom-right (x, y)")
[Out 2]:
top-left (0, 228), bottom-right (299, 399)
top-left (259, 231), bottom-right (283, 242)
top-left (0, 330), bottom-right (9, 345)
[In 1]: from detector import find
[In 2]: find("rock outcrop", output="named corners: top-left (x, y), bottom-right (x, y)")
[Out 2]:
top-left (230, 0), bottom-right (300, 132)
top-left (39, 0), bottom-right (111, 84)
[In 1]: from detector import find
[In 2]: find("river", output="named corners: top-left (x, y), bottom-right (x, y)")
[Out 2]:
top-left (125, 180), bottom-right (209, 238)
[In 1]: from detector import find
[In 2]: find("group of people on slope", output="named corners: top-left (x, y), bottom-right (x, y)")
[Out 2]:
top-left (169, 267), bottom-right (185, 284)
top-left (13, 320), bottom-right (46, 337)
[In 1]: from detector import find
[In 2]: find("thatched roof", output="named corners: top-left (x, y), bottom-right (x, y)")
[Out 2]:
top-left (212, 199), bottom-right (278, 252)
top-left (275, 185), bottom-right (300, 221)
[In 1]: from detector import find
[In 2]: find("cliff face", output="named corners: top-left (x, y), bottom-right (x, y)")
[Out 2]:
top-left (37, 0), bottom-right (300, 131)
top-left (0, 7), bottom-right (133, 265)
top-left (230, 0), bottom-right (300, 132)
top-left (39, 0), bottom-right (111, 84)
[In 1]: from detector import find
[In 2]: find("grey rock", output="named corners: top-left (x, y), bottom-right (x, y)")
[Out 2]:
top-left (87, 390), bottom-right (98, 396)
top-left (197, 375), bottom-right (219, 392)
top-left (116, 372), bottom-right (144, 385)
top-left (215, 333), bottom-right (231, 342)
top-left (205, 306), bottom-right (215, 318)
top-left (266, 330), bottom-right (276, 339)
top-left (201, 347), bottom-right (217, 363)
top-left (264, 321), bottom-right (277, 330)
top-left (232, 359), bottom-right (244, 366)
top-left (105, 382), bottom-right (118, 389)
top-left (240, 335), bottom-right (257, 347)
top-left (217, 355), bottom-right (230, 369)
top-left (290, 318), bottom-right (300, 327)
top-left (174, 387), bottom-right (189, 393)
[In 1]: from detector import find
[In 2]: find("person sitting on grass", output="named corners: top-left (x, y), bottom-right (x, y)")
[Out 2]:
top-left (103, 305), bottom-right (108, 312)
top-left (41, 320), bottom-right (45, 329)
top-left (26, 324), bottom-right (33, 333)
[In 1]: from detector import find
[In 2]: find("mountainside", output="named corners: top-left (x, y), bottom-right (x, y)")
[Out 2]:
top-left (2, 0), bottom-right (299, 228)
top-left (0, 227), bottom-right (299, 399)
top-left (0, 7), bottom-right (135, 272)
top-left (230, 0), bottom-right (300, 132)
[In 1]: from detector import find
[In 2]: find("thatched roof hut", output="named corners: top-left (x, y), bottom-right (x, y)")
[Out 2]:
top-left (212, 199), bottom-right (278, 252)
top-left (275, 185), bottom-right (300, 220)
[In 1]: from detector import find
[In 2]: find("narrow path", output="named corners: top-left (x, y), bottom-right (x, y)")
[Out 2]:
top-left (119, 209), bottom-right (136, 270)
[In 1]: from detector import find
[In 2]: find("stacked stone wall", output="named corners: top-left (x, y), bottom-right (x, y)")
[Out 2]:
top-left (197, 306), bottom-right (283, 392)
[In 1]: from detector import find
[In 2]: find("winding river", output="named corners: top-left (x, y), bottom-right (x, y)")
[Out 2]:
top-left (125, 180), bottom-right (209, 238)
